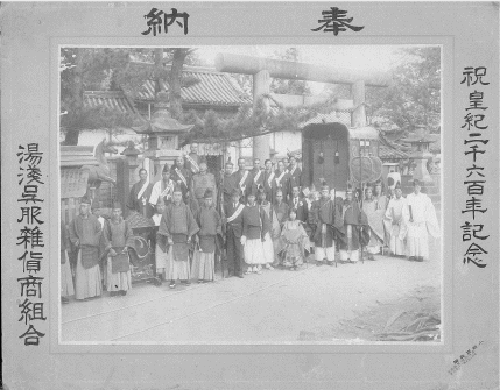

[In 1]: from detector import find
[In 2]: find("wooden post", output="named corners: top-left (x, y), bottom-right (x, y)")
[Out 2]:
top-left (351, 80), bottom-right (366, 128)
top-left (253, 69), bottom-right (270, 163)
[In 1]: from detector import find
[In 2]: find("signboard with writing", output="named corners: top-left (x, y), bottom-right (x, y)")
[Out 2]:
top-left (60, 169), bottom-right (89, 199)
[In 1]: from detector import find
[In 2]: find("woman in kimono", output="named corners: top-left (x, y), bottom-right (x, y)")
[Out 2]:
top-left (280, 209), bottom-right (308, 270)
top-left (103, 203), bottom-right (134, 296)
top-left (190, 189), bottom-right (221, 283)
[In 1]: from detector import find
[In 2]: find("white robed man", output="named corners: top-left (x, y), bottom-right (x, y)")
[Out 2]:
top-left (149, 164), bottom-right (175, 208)
top-left (400, 179), bottom-right (440, 262)
top-left (190, 189), bottom-right (222, 283)
top-left (69, 196), bottom-right (102, 301)
top-left (158, 185), bottom-right (199, 289)
top-left (262, 159), bottom-right (275, 203)
top-left (103, 202), bottom-right (135, 297)
top-left (273, 160), bottom-right (290, 203)
top-left (383, 182), bottom-right (408, 256)
top-left (240, 190), bottom-right (271, 275)
top-left (257, 187), bottom-right (275, 269)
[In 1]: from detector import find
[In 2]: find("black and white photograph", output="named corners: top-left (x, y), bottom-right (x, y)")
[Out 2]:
top-left (59, 44), bottom-right (443, 344)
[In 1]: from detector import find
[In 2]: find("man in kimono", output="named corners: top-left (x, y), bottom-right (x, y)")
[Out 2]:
top-left (338, 186), bottom-right (369, 263)
top-left (127, 168), bottom-right (154, 218)
top-left (401, 179), bottom-right (440, 262)
top-left (158, 186), bottom-right (199, 289)
top-left (171, 155), bottom-right (191, 202)
top-left (191, 160), bottom-right (217, 207)
top-left (273, 161), bottom-right (290, 203)
top-left (231, 157), bottom-right (252, 203)
top-left (384, 182), bottom-right (407, 256)
top-left (222, 160), bottom-right (236, 205)
top-left (191, 189), bottom-right (222, 283)
top-left (373, 179), bottom-right (389, 250)
top-left (313, 185), bottom-right (341, 266)
top-left (250, 158), bottom-right (264, 195)
top-left (262, 159), bottom-right (275, 203)
top-left (61, 221), bottom-right (74, 304)
top-left (288, 185), bottom-right (307, 222)
top-left (272, 189), bottom-right (289, 267)
top-left (69, 197), bottom-right (102, 301)
top-left (185, 143), bottom-right (200, 174)
top-left (149, 164), bottom-right (175, 208)
top-left (103, 203), bottom-right (134, 297)
top-left (288, 156), bottom-right (302, 191)
top-left (152, 199), bottom-right (168, 279)
top-left (240, 190), bottom-right (271, 275)
top-left (224, 189), bottom-right (245, 278)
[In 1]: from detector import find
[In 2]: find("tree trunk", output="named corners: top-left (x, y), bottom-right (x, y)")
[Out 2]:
top-left (63, 48), bottom-right (84, 146)
top-left (169, 49), bottom-right (187, 120)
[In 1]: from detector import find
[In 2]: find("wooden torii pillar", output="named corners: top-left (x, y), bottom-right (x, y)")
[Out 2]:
top-left (215, 53), bottom-right (391, 161)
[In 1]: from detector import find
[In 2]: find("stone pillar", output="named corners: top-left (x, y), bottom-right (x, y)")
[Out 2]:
top-left (351, 80), bottom-right (367, 128)
top-left (253, 69), bottom-right (270, 163)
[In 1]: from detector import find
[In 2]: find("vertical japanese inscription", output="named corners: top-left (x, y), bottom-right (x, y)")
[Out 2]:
top-left (459, 67), bottom-right (490, 269)
top-left (16, 143), bottom-right (46, 346)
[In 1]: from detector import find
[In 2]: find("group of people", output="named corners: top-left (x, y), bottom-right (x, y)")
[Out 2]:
top-left (61, 154), bottom-right (440, 303)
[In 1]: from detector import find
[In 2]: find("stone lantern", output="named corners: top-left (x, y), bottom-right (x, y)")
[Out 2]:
top-left (132, 92), bottom-right (194, 182)
top-left (400, 125), bottom-right (436, 185)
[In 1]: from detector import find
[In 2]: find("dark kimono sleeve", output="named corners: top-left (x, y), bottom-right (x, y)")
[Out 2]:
top-left (186, 205), bottom-right (200, 237)
top-left (124, 220), bottom-right (135, 248)
top-left (103, 219), bottom-right (113, 251)
top-left (126, 184), bottom-right (137, 211)
top-left (69, 219), bottom-right (79, 246)
top-left (158, 208), bottom-right (172, 239)
top-left (241, 208), bottom-right (249, 237)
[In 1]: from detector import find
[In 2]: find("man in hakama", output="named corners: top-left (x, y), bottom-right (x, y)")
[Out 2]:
top-left (400, 179), bottom-right (440, 262)
top-left (250, 158), bottom-right (265, 195)
top-left (149, 164), bottom-right (175, 208)
top-left (152, 199), bottom-right (168, 279)
top-left (383, 182), bottom-right (407, 256)
top-left (240, 191), bottom-right (271, 275)
top-left (224, 189), bottom-right (245, 278)
top-left (338, 187), bottom-right (369, 263)
top-left (103, 203), bottom-right (134, 297)
top-left (288, 156), bottom-right (302, 191)
top-left (171, 155), bottom-right (192, 202)
top-left (280, 209), bottom-right (308, 270)
top-left (61, 222), bottom-right (74, 304)
top-left (262, 159), bottom-right (275, 202)
top-left (362, 184), bottom-right (385, 261)
top-left (222, 161), bottom-right (236, 206)
top-left (127, 168), bottom-right (154, 218)
top-left (191, 189), bottom-right (221, 283)
top-left (231, 157), bottom-right (252, 203)
top-left (312, 185), bottom-right (341, 266)
top-left (158, 187), bottom-right (199, 289)
top-left (273, 161), bottom-right (290, 203)
top-left (69, 197), bottom-right (102, 301)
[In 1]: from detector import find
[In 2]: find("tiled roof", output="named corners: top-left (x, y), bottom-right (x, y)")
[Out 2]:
top-left (299, 111), bottom-right (352, 128)
top-left (133, 69), bottom-right (252, 107)
top-left (379, 145), bottom-right (409, 159)
top-left (84, 91), bottom-right (136, 114)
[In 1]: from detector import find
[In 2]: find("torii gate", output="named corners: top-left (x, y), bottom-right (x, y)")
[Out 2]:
top-left (215, 53), bottom-right (392, 163)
